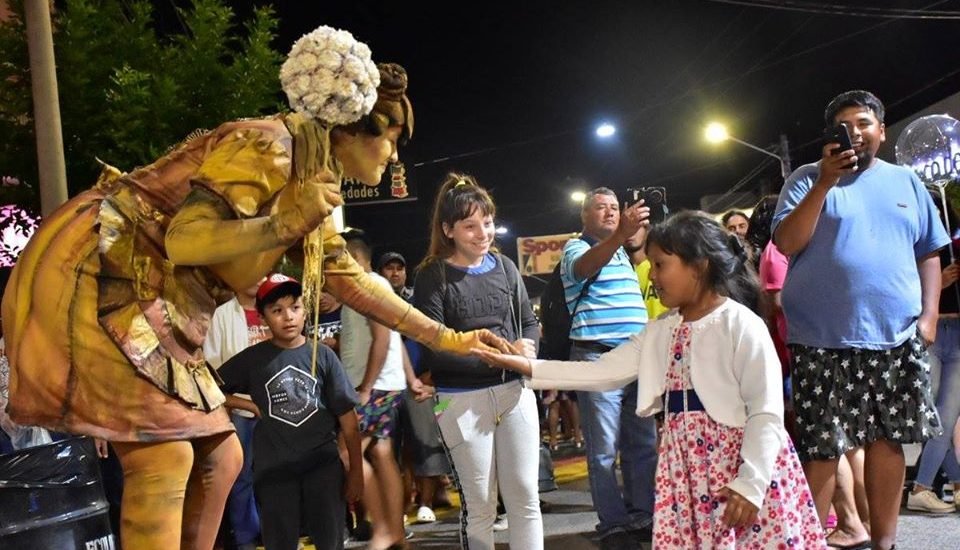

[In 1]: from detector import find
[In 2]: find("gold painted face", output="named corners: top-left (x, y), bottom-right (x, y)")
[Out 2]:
top-left (336, 126), bottom-right (402, 186)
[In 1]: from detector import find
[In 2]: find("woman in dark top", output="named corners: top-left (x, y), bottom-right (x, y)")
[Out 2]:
top-left (414, 173), bottom-right (542, 550)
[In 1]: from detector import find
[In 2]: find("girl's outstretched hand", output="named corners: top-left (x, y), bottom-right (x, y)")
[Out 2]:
top-left (716, 486), bottom-right (759, 529)
top-left (472, 349), bottom-right (534, 377)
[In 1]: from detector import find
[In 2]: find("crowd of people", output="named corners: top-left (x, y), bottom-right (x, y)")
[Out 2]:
top-left (0, 18), bottom-right (957, 550)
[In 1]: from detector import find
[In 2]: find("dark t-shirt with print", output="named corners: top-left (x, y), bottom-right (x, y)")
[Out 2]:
top-left (219, 341), bottom-right (358, 476)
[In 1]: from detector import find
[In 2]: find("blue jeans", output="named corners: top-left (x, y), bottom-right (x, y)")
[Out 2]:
top-left (571, 345), bottom-right (657, 537)
top-left (915, 318), bottom-right (960, 487)
top-left (228, 413), bottom-right (261, 545)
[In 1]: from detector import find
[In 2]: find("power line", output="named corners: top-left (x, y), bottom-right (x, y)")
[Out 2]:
top-left (636, 13), bottom-right (811, 172)
top-left (705, 158), bottom-right (773, 212)
top-left (597, 8), bottom-right (750, 178)
top-left (704, 0), bottom-right (960, 19)
top-left (408, 0), bottom-right (957, 170)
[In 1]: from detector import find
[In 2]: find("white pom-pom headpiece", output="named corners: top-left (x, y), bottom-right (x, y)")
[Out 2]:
top-left (280, 26), bottom-right (379, 126)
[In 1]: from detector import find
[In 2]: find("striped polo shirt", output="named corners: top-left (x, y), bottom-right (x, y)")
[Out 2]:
top-left (560, 236), bottom-right (648, 348)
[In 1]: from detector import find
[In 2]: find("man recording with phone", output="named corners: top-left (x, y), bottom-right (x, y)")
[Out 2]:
top-left (773, 90), bottom-right (950, 550)
top-left (559, 187), bottom-right (657, 548)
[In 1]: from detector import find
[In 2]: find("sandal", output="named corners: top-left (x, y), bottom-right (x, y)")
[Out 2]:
top-left (827, 543), bottom-right (871, 550)
top-left (416, 505), bottom-right (436, 523)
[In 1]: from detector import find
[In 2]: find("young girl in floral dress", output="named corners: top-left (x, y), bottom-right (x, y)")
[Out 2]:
top-left (477, 211), bottom-right (826, 548)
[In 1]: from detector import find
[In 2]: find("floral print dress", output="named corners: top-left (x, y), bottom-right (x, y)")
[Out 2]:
top-left (652, 322), bottom-right (826, 549)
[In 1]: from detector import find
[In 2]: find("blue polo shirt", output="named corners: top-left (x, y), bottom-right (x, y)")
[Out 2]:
top-left (560, 236), bottom-right (647, 348)
top-left (772, 159), bottom-right (949, 350)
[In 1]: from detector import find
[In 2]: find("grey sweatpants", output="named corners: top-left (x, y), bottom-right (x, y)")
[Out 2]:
top-left (435, 380), bottom-right (544, 550)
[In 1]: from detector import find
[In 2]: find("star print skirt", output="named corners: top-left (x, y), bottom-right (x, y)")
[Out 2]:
top-left (790, 331), bottom-right (942, 462)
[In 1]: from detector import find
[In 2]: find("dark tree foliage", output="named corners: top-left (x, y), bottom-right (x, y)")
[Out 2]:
top-left (0, 0), bottom-right (285, 206)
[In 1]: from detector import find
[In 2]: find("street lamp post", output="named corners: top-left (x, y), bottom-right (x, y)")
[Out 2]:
top-left (705, 122), bottom-right (792, 179)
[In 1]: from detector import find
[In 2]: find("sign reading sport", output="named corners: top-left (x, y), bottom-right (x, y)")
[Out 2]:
top-left (516, 233), bottom-right (578, 276)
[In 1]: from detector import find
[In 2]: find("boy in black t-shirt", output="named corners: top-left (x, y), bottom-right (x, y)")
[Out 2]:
top-left (219, 274), bottom-right (362, 550)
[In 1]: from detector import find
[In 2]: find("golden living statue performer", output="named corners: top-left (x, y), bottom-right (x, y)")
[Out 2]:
top-left (2, 26), bottom-right (508, 550)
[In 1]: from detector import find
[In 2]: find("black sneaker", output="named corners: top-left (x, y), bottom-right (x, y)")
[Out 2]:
top-left (349, 519), bottom-right (372, 542)
top-left (599, 531), bottom-right (640, 550)
top-left (629, 524), bottom-right (653, 543)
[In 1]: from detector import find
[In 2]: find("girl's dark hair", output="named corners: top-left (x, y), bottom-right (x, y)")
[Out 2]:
top-left (418, 173), bottom-right (497, 270)
top-left (646, 210), bottom-right (760, 312)
top-left (745, 194), bottom-right (780, 253)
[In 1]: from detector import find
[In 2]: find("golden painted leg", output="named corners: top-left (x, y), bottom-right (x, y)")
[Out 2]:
top-left (181, 432), bottom-right (243, 550)
top-left (113, 440), bottom-right (195, 550)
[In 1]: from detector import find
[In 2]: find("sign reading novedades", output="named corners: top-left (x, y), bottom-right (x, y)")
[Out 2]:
top-left (341, 162), bottom-right (417, 206)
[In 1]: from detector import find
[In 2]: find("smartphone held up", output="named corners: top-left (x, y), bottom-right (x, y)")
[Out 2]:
top-left (626, 187), bottom-right (668, 225)
top-left (823, 123), bottom-right (858, 170)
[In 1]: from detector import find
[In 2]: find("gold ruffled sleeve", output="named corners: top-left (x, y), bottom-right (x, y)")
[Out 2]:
top-left (192, 126), bottom-right (292, 218)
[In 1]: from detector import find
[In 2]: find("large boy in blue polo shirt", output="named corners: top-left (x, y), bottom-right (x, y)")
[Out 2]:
top-left (773, 90), bottom-right (949, 550)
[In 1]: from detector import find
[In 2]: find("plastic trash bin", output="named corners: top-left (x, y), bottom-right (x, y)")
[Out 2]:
top-left (0, 436), bottom-right (116, 549)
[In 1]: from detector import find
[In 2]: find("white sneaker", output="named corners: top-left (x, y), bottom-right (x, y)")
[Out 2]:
top-left (416, 505), bottom-right (437, 523)
top-left (907, 489), bottom-right (955, 513)
top-left (492, 514), bottom-right (509, 531)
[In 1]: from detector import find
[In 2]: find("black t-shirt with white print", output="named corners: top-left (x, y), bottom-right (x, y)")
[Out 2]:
top-left (219, 341), bottom-right (358, 476)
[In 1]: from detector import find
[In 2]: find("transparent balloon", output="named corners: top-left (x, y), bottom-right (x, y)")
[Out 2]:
top-left (895, 114), bottom-right (960, 185)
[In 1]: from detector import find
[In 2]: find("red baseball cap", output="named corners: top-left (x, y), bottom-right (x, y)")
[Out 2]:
top-left (256, 273), bottom-right (302, 308)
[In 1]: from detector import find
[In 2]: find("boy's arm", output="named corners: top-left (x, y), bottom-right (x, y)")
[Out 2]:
top-left (224, 394), bottom-right (261, 418)
top-left (572, 201), bottom-right (646, 280)
top-left (773, 146), bottom-right (856, 255)
top-left (337, 411), bottom-right (363, 503)
top-left (356, 319), bottom-right (391, 405)
top-left (917, 252), bottom-right (943, 345)
top-left (402, 344), bottom-right (433, 402)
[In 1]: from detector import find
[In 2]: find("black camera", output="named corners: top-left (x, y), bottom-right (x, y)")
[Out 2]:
top-left (626, 187), bottom-right (668, 225)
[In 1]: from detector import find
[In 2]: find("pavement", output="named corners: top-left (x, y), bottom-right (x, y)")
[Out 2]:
top-left (339, 440), bottom-right (960, 549)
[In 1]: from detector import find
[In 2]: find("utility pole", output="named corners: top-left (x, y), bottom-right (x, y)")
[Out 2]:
top-left (779, 133), bottom-right (792, 180)
top-left (24, 0), bottom-right (68, 216)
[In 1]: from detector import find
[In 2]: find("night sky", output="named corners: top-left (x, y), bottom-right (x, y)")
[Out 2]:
top-left (168, 1), bottom-right (960, 279)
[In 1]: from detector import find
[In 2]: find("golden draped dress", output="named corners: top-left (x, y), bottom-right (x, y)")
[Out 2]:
top-left (2, 114), bottom-right (461, 442)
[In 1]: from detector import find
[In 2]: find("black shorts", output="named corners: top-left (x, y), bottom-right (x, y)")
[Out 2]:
top-left (790, 332), bottom-right (941, 461)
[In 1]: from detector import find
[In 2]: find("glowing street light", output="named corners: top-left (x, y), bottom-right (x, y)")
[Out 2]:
top-left (704, 122), bottom-right (730, 143)
top-left (596, 123), bottom-right (616, 138)
top-left (704, 121), bottom-right (792, 178)
top-left (570, 190), bottom-right (586, 203)
top-left (495, 226), bottom-right (509, 235)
